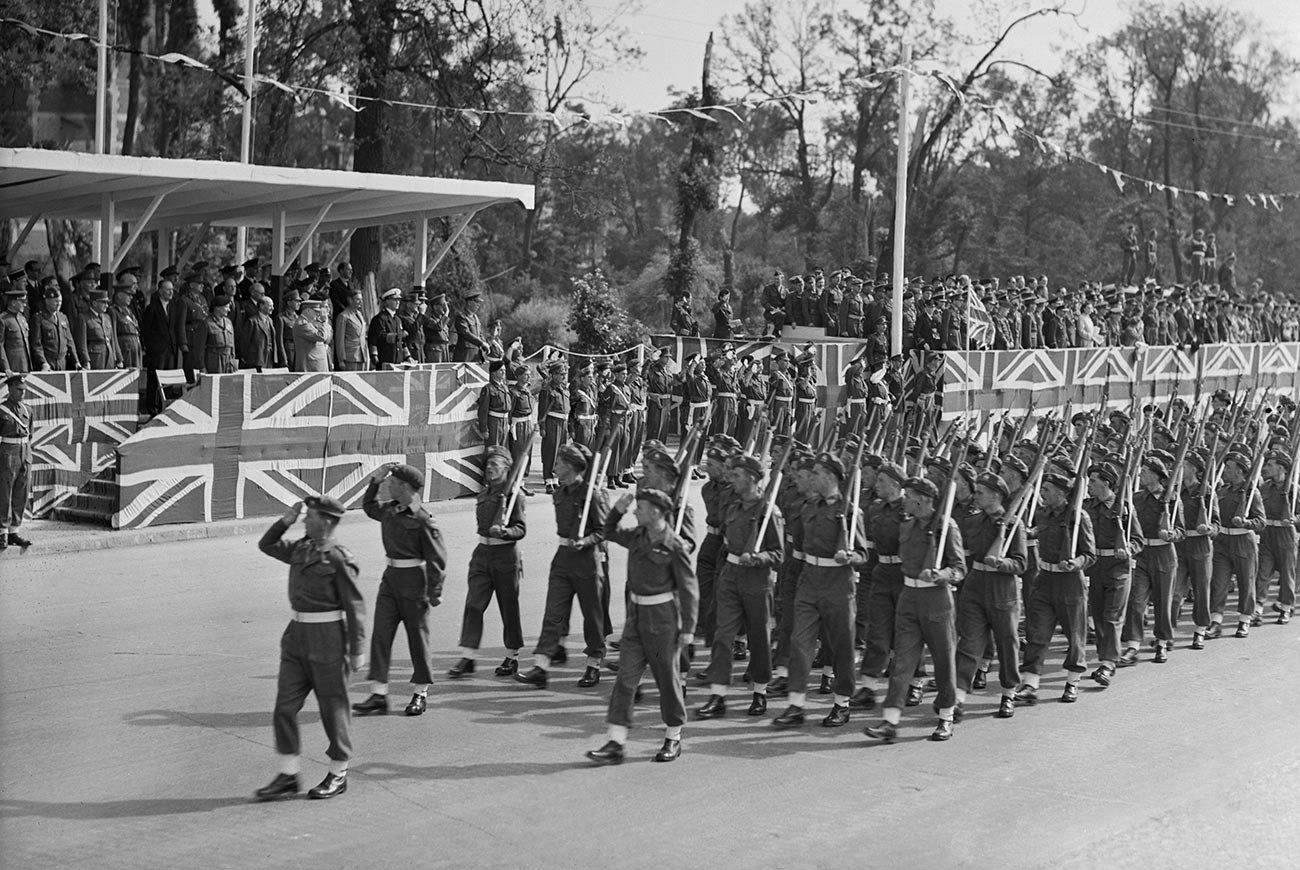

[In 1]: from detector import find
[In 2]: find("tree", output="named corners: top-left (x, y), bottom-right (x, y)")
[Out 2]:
top-left (567, 269), bottom-right (641, 355)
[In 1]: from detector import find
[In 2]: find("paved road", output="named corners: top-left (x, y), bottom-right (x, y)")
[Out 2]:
top-left (3, 493), bottom-right (1299, 869)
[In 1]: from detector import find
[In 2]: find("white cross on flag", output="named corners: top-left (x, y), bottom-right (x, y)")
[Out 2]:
top-left (967, 289), bottom-right (995, 348)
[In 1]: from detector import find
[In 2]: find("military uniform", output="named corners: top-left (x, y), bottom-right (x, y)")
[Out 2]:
top-left (708, 361), bottom-right (738, 438)
top-left (77, 304), bottom-right (120, 369)
top-left (1123, 487), bottom-right (1177, 656)
top-left (457, 476), bottom-right (527, 661)
top-left (537, 374), bottom-right (570, 490)
top-left (1255, 472), bottom-right (1297, 620)
top-left (195, 313), bottom-right (237, 374)
top-left (368, 308), bottom-right (408, 368)
top-left (569, 377), bottom-right (599, 451)
top-left (30, 306), bottom-right (76, 371)
top-left (644, 356), bottom-right (674, 444)
top-left (1084, 494), bottom-right (1136, 674)
top-left (1020, 501), bottom-right (1095, 696)
top-left (360, 475), bottom-right (447, 697)
top-left (1211, 476), bottom-right (1265, 634)
top-left (477, 376), bottom-right (511, 448)
top-left (257, 509), bottom-right (365, 790)
top-left (956, 503), bottom-right (1026, 704)
top-left (1, 300), bottom-right (32, 376)
top-left (111, 301), bottom-right (143, 369)
top-left (696, 472), bottom-right (732, 647)
top-left (0, 383), bottom-right (33, 545)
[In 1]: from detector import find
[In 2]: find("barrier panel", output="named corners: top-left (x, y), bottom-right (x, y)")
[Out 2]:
top-left (114, 364), bottom-right (488, 529)
top-left (25, 369), bottom-right (141, 517)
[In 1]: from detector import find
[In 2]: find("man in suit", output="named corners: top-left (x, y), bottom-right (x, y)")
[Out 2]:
top-left (328, 262), bottom-right (356, 316)
top-left (333, 288), bottom-right (367, 371)
top-left (241, 296), bottom-right (280, 371)
top-left (141, 278), bottom-right (184, 370)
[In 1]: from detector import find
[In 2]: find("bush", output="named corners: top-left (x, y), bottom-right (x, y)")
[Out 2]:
top-left (568, 269), bottom-right (645, 355)
top-left (504, 297), bottom-right (576, 353)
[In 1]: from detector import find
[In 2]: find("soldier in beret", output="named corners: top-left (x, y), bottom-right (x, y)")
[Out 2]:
top-left (254, 495), bottom-right (365, 802)
top-left (1210, 452), bottom-right (1265, 639)
top-left (352, 463), bottom-right (448, 718)
top-left (1254, 451), bottom-right (1297, 625)
top-left (1168, 451), bottom-right (1217, 648)
top-left (194, 295), bottom-right (237, 374)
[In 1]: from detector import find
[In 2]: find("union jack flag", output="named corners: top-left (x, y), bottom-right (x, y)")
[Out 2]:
top-left (115, 365), bottom-right (487, 529)
top-left (966, 289), bottom-right (995, 349)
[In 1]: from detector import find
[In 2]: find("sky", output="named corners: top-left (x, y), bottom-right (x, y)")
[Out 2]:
top-left (578, 0), bottom-right (1300, 113)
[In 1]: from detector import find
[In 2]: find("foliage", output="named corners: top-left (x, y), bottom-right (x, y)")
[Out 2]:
top-left (567, 269), bottom-right (643, 355)
top-left (503, 297), bottom-right (576, 352)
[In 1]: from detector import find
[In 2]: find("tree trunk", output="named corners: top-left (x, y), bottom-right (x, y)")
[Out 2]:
top-left (348, 0), bottom-right (397, 283)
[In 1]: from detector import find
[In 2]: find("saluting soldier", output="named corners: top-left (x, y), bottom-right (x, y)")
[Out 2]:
top-left (476, 359), bottom-right (511, 448)
top-left (449, 445), bottom-right (527, 679)
top-left (599, 362), bottom-right (633, 488)
top-left (517, 443), bottom-right (610, 690)
top-left (792, 354), bottom-right (819, 445)
top-left (735, 356), bottom-right (767, 446)
top-left (695, 454), bottom-right (784, 720)
top-left (452, 291), bottom-right (491, 362)
top-left (1016, 471), bottom-right (1096, 705)
top-left (507, 365), bottom-right (536, 490)
top-left (0, 374), bottom-right (33, 551)
top-left (537, 355), bottom-right (570, 494)
top-left (679, 353), bottom-right (711, 440)
top-left (766, 349), bottom-right (795, 436)
top-left (644, 348), bottom-right (674, 445)
top-left (422, 292), bottom-right (451, 362)
top-left (30, 285), bottom-right (76, 371)
top-left (585, 488), bottom-right (698, 765)
top-left (351, 463), bottom-right (448, 718)
top-left (400, 288), bottom-right (426, 363)
top-left (1254, 450), bottom-right (1297, 625)
top-left (708, 349), bottom-right (739, 438)
top-left (253, 495), bottom-right (365, 802)
top-left (864, 476), bottom-right (966, 742)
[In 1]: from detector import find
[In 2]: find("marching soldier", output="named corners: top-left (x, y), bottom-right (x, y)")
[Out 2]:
top-left (449, 445), bottom-right (527, 679)
top-left (0, 374), bottom-right (33, 551)
top-left (254, 495), bottom-right (365, 801)
top-left (1016, 471), bottom-right (1095, 704)
top-left (793, 354), bottom-right (819, 445)
top-left (1083, 463), bottom-right (1136, 687)
top-left (585, 488), bottom-right (698, 765)
top-left (1120, 458), bottom-right (1177, 665)
top-left (1210, 451), bottom-right (1265, 638)
top-left (772, 453), bottom-right (866, 730)
top-left (351, 463), bottom-right (447, 718)
top-left (767, 349), bottom-right (795, 436)
top-left (694, 442), bottom-right (736, 664)
top-left (598, 362), bottom-right (633, 488)
top-left (1169, 452), bottom-right (1217, 648)
top-left (695, 454), bottom-right (784, 720)
top-left (517, 443), bottom-right (609, 690)
top-left (679, 353), bottom-right (711, 440)
top-left (735, 356), bottom-right (767, 447)
top-left (1254, 450), bottom-right (1297, 625)
top-left (476, 359), bottom-right (511, 448)
top-left (770, 446), bottom-right (812, 696)
top-left (955, 472), bottom-right (1026, 719)
top-left (850, 460), bottom-right (906, 712)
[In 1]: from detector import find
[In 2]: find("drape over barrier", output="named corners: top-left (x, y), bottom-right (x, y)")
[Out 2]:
top-left (114, 364), bottom-right (488, 529)
top-left (26, 369), bottom-right (141, 517)
top-left (938, 343), bottom-right (1300, 420)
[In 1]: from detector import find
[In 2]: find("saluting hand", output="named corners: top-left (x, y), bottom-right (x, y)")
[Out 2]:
top-left (281, 501), bottom-right (304, 525)
top-left (615, 493), bottom-right (635, 512)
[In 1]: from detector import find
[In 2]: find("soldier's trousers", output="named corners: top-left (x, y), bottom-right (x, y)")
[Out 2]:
top-left (860, 566), bottom-right (903, 678)
top-left (772, 553), bottom-right (801, 669)
top-left (703, 562), bottom-right (774, 688)
top-left (0, 452), bottom-right (28, 528)
top-left (423, 344), bottom-right (448, 363)
top-left (955, 572), bottom-right (1022, 692)
top-left (787, 565), bottom-right (857, 699)
top-left (646, 400), bottom-right (670, 445)
top-left (1088, 556), bottom-right (1132, 665)
top-left (540, 415), bottom-right (567, 483)
top-left (275, 621), bottom-right (352, 761)
top-left (1211, 537), bottom-right (1258, 620)
top-left (1256, 527), bottom-right (1298, 611)
top-left (709, 401), bottom-right (737, 439)
top-left (623, 410), bottom-right (644, 474)
top-left (366, 569), bottom-right (434, 686)
top-left (1173, 543), bottom-right (1212, 629)
top-left (884, 584), bottom-right (957, 711)
top-left (1123, 542), bottom-right (1176, 647)
top-left (460, 544), bottom-right (524, 651)
top-left (1021, 569), bottom-right (1088, 675)
top-left (534, 546), bottom-right (605, 660)
top-left (607, 600), bottom-right (685, 728)
top-left (696, 532), bottom-right (723, 646)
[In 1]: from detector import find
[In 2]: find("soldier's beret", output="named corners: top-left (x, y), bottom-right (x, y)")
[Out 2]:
top-left (903, 476), bottom-right (939, 501)
top-left (1223, 451), bottom-right (1251, 471)
top-left (710, 434), bottom-right (742, 453)
top-left (1149, 448), bottom-right (1176, 467)
top-left (1265, 450), bottom-right (1292, 469)
top-left (5, 373), bottom-right (26, 386)
top-left (643, 448), bottom-right (680, 479)
top-left (1141, 456), bottom-right (1169, 481)
top-left (730, 455), bottom-right (763, 479)
top-left (1014, 439), bottom-right (1040, 455)
top-left (389, 464), bottom-right (425, 489)
top-left (1183, 452), bottom-right (1207, 474)
top-left (641, 439), bottom-right (666, 455)
top-left (636, 487), bottom-right (674, 515)
top-left (1086, 463), bottom-right (1118, 488)
top-left (556, 444), bottom-right (591, 471)
top-left (705, 445), bottom-right (734, 463)
top-left (211, 294), bottom-right (231, 308)
top-left (955, 462), bottom-right (977, 486)
top-left (1212, 389), bottom-right (1232, 404)
top-left (304, 494), bottom-right (346, 518)
top-left (484, 445), bottom-right (513, 463)
top-left (489, 358), bottom-right (506, 372)
top-left (877, 461), bottom-right (906, 486)
top-left (925, 455), bottom-right (953, 475)
top-left (814, 452), bottom-right (846, 482)
top-left (975, 471), bottom-right (1010, 500)
top-left (1042, 471), bottom-right (1074, 494)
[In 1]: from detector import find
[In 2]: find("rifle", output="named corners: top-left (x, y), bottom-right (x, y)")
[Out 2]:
top-left (742, 404), bottom-right (770, 458)
top-left (842, 420), bottom-right (872, 553)
top-left (749, 437), bottom-right (795, 553)
top-left (997, 446), bottom-right (1050, 558)
top-left (931, 439), bottom-right (971, 570)
top-left (497, 426), bottom-right (538, 528)
top-left (1009, 399), bottom-right (1037, 449)
top-left (576, 448), bottom-right (614, 538)
top-left (1164, 417), bottom-right (1196, 526)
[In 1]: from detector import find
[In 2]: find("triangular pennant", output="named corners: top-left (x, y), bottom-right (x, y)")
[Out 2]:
top-left (1245, 194), bottom-right (1257, 206)
top-left (1224, 195), bottom-right (1235, 206)
top-left (1170, 187), bottom-right (1180, 199)
top-left (1111, 169), bottom-right (1126, 195)
top-left (1195, 190), bottom-right (1210, 201)
top-left (1144, 180), bottom-right (1154, 193)
top-left (158, 51), bottom-right (211, 70)
top-left (1155, 182), bottom-right (1165, 192)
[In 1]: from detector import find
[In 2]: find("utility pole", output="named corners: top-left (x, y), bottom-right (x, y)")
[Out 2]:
top-left (890, 42), bottom-right (911, 357)
top-left (237, 0), bottom-right (259, 261)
